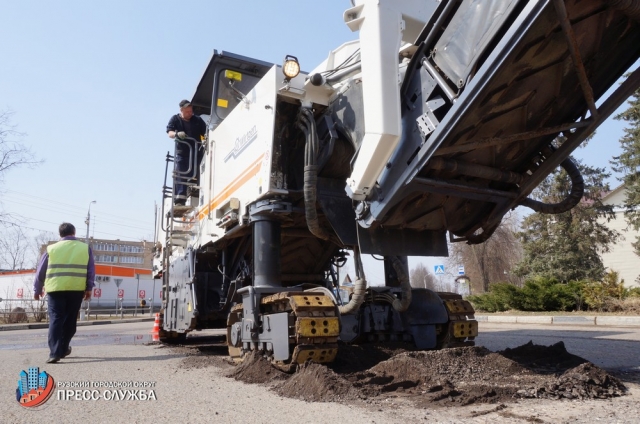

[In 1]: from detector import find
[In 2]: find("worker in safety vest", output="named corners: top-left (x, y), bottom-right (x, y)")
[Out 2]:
top-left (33, 222), bottom-right (95, 363)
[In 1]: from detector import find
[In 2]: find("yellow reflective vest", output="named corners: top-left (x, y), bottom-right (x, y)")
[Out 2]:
top-left (45, 240), bottom-right (89, 292)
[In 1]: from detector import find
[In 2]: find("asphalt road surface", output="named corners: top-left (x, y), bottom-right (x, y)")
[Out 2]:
top-left (477, 323), bottom-right (640, 371)
top-left (2, 321), bottom-right (639, 423)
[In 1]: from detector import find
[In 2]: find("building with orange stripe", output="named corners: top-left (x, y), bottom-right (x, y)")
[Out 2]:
top-left (1, 238), bottom-right (159, 310)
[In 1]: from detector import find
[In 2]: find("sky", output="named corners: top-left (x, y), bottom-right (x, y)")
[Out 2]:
top-left (0, 1), bottom-right (637, 282)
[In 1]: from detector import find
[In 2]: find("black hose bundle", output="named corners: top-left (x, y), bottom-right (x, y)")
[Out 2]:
top-left (298, 108), bottom-right (331, 241)
top-left (607, 0), bottom-right (640, 22)
top-left (467, 157), bottom-right (584, 244)
top-left (520, 157), bottom-right (584, 214)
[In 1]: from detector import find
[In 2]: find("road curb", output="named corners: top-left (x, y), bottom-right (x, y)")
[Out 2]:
top-left (552, 316), bottom-right (596, 325)
top-left (476, 314), bottom-right (640, 327)
top-left (0, 317), bottom-right (154, 331)
top-left (517, 316), bottom-right (553, 325)
top-left (487, 315), bottom-right (517, 323)
top-left (595, 316), bottom-right (640, 327)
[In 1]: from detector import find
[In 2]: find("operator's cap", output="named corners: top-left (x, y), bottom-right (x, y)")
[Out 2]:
top-left (179, 99), bottom-right (192, 108)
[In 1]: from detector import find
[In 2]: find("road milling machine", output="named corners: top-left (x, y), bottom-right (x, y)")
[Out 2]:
top-left (154, 0), bottom-right (640, 366)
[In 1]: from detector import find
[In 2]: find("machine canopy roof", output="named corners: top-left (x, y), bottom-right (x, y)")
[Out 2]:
top-left (191, 50), bottom-right (273, 117)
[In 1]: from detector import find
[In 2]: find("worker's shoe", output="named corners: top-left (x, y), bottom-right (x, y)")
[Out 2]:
top-left (46, 357), bottom-right (60, 364)
top-left (187, 186), bottom-right (200, 197)
top-left (62, 347), bottom-right (72, 358)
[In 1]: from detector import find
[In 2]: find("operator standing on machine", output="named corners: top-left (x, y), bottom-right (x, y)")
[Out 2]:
top-left (166, 99), bottom-right (207, 205)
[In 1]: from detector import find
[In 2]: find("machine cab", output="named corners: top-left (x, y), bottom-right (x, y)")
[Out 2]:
top-left (190, 50), bottom-right (273, 130)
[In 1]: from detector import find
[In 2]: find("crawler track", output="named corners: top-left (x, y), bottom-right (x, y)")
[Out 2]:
top-left (227, 292), bottom-right (339, 367)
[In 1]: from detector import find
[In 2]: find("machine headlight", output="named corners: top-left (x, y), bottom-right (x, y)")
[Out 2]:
top-left (282, 55), bottom-right (300, 80)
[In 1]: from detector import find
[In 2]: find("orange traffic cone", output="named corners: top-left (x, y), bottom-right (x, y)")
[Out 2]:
top-left (151, 313), bottom-right (160, 342)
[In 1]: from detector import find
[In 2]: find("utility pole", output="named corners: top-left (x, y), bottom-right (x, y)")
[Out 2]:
top-left (85, 200), bottom-right (96, 243)
top-left (135, 273), bottom-right (140, 317)
top-left (153, 202), bottom-right (158, 244)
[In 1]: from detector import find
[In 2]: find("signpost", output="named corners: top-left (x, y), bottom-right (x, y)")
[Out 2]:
top-left (455, 275), bottom-right (471, 297)
top-left (151, 277), bottom-right (156, 315)
top-left (458, 265), bottom-right (465, 276)
top-left (139, 290), bottom-right (146, 299)
top-left (434, 265), bottom-right (445, 291)
top-left (93, 288), bottom-right (102, 298)
top-left (117, 289), bottom-right (124, 298)
top-left (17, 288), bottom-right (23, 299)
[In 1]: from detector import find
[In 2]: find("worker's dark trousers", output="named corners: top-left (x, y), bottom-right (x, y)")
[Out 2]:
top-left (47, 291), bottom-right (84, 359)
top-left (173, 142), bottom-right (201, 203)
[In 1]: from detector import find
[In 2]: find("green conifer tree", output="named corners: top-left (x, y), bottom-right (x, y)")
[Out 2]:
top-left (516, 157), bottom-right (619, 282)
top-left (612, 89), bottom-right (640, 258)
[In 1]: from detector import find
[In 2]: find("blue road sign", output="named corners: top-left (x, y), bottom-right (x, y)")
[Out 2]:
top-left (458, 265), bottom-right (465, 275)
top-left (434, 265), bottom-right (445, 275)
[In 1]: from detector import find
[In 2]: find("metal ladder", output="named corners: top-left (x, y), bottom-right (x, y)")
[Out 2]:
top-left (159, 138), bottom-right (201, 314)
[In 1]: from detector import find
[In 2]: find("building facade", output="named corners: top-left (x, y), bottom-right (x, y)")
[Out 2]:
top-left (0, 268), bottom-right (159, 309)
top-left (89, 238), bottom-right (153, 268)
top-left (600, 184), bottom-right (640, 287)
top-left (1, 238), bottom-right (159, 309)
top-left (42, 238), bottom-right (153, 268)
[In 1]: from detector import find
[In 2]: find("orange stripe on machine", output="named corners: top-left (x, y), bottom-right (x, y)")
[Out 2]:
top-left (198, 155), bottom-right (264, 221)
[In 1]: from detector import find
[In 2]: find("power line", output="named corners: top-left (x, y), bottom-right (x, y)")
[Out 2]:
top-left (1, 197), bottom-right (153, 231)
top-left (1, 190), bottom-right (153, 225)
top-left (0, 219), bottom-right (53, 234)
top-left (90, 215), bottom-right (152, 231)
top-left (2, 196), bottom-right (86, 217)
top-left (1, 217), bottom-right (149, 241)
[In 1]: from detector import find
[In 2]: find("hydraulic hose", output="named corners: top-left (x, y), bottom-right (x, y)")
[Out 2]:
top-left (607, 0), bottom-right (640, 22)
top-left (299, 108), bottom-right (331, 241)
top-left (338, 277), bottom-right (366, 315)
top-left (520, 157), bottom-right (584, 214)
top-left (465, 223), bottom-right (499, 245)
top-left (390, 256), bottom-right (412, 312)
top-left (466, 157), bottom-right (583, 244)
top-left (338, 247), bottom-right (367, 315)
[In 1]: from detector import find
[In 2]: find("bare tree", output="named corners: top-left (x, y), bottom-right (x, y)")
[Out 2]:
top-left (0, 226), bottom-right (32, 270)
top-left (447, 212), bottom-right (523, 293)
top-left (409, 263), bottom-right (437, 289)
top-left (32, 231), bottom-right (57, 265)
top-left (0, 228), bottom-right (55, 270)
top-left (0, 109), bottom-right (41, 227)
top-left (0, 110), bottom-right (39, 183)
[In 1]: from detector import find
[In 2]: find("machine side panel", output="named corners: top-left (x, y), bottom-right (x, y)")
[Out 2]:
top-left (164, 253), bottom-right (196, 333)
top-left (195, 67), bottom-right (280, 245)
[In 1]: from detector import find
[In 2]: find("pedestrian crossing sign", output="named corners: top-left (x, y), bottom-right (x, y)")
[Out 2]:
top-left (434, 265), bottom-right (445, 275)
